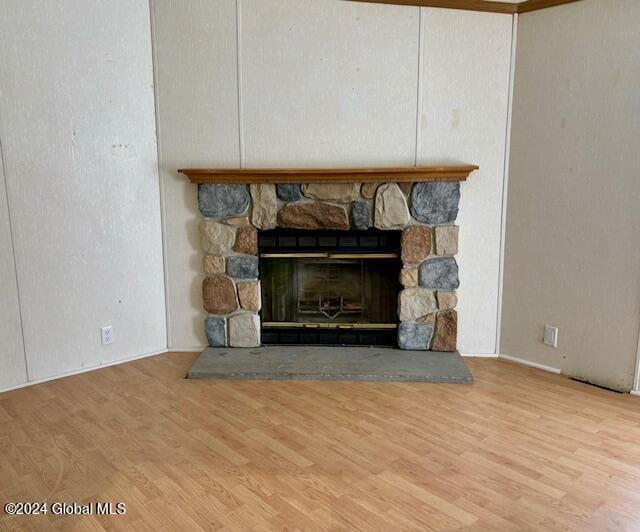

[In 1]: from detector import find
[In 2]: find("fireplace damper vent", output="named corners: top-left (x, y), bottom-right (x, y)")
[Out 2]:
top-left (259, 229), bottom-right (401, 346)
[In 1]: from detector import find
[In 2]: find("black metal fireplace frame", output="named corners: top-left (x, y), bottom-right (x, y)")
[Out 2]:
top-left (258, 229), bottom-right (401, 347)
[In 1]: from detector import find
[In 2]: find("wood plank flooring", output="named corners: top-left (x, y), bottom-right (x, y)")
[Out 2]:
top-left (1, 352), bottom-right (640, 531)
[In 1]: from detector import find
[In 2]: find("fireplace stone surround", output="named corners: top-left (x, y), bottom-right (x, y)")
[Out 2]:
top-left (196, 180), bottom-right (461, 352)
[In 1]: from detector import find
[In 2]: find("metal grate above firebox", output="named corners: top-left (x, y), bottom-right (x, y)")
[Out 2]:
top-left (258, 229), bottom-right (401, 254)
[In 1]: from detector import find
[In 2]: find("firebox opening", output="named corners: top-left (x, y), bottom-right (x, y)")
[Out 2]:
top-left (259, 229), bottom-right (401, 346)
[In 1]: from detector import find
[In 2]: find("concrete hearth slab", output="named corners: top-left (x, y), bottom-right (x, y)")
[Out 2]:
top-left (187, 346), bottom-right (473, 384)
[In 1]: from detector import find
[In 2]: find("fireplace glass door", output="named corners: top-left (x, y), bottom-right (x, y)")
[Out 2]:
top-left (259, 229), bottom-right (401, 346)
top-left (262, 256), bottom-right (399, 324)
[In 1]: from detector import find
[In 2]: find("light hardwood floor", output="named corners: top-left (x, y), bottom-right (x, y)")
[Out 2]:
top-left (1, 352), bottom-right (640, 531)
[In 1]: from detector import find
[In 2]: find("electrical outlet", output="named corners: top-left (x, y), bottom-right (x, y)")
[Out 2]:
top-left (543, 325), bottom-right (558, 348)
top-left (101, 326), bottom-right (114, 345)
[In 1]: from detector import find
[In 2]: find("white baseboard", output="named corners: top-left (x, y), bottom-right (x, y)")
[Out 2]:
top-left (461, 353), bottom-right (499, 358)
top-left (168, 346), bottom-right (206, 352)
top-left (498, 354), bottom-right (562, 374)
top-left (630, 390), bottom-right (640, 397)
top-left (0, 348), bottom-right (168, 394)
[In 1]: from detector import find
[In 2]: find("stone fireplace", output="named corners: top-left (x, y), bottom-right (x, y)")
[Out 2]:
top-left (192, 176), bottom-right (465, 352)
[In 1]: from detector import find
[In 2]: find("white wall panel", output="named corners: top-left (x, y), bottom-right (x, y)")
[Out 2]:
top-left (0, 0), bottom-right (166, 380)
top-left (155, 1), bottom-right (514, 355)
top-left (240, 0), bottom-right (419, 166)
top-left (501, 0), bottom-right (640, 390)
top-left (418, 8), bottom-right (513, 354)
top-left (0, 155), bottom-right (26, 390)
top-left (152, 0), bottom-right (240, 350)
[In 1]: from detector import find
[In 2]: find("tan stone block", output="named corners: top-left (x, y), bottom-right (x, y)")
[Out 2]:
top-left (237, 281), bottom-right (261, 311)
top-left (200, 220), bottom-right (236, 255)
top-left (233, 226), bottom-right (258, 255)
top-left (400, 268), bottom-right (418, 288)
top-left (229, 313), bottom-right (260, 347)
top-left (417, 313), bottom-right (436, 327)
top-left (279, 202), bottom-right (349, 230)
top-left (203, 275), bottom-right (238, 315)
top-left (301, 183), bottom-right (360, 202)
top-left (223, 216), bottom-right (250, 226)
top-left (374, 183), bottom-right (410, 229)
top-left (250, 184), bottom-right (278, 229)
top-left (401, 225), bottom-right (432, 265)
top-left (435, 225), bottom-right (459, 255)
top-left (203, 255), bottom-right (225, 275)
top-left (437, 291), bottom-right (457, 310)
top-left (361, 183), bottom-right (379, 199)
top-left (398, 288), bottom-right (437, 322)
top-left (432, 310), bottom-right (457, 352)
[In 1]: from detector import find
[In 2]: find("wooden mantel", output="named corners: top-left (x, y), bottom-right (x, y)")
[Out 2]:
top-left (179, 165), bottom-right (479, 184)
top-left (348, 0), bottom-right (582, 14)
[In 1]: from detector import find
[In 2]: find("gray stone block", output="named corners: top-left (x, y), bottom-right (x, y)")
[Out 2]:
top-left (198, 184), bottom-right (250, 219)
top-left (276, 184), bottom-right (303, 201)
top-left (204, 316), bottom-right (227, 347)
top-left (419, 257), bottom-right (460, 290)
top-left (227, 255), bottom-right (259, 279)
top-left (351, 200), bottom-right (371, 230)
top-left (398, 323), bottom-right (434, 350)
top-left (410, 182), bottom-right (460, 224)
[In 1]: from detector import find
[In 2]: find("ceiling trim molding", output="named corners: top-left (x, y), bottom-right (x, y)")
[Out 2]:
top-left (347, 0), bottom-right (583, 14)
top-left (348, 0), bottom-right (518, 14)
top-left (517, 0), bottom-right (581, 13)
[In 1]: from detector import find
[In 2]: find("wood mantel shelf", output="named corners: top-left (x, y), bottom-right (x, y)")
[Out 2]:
top-left (179, 165), bottom-right (479, 184)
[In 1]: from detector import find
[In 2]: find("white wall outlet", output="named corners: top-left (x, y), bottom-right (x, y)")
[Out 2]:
top-left (543, 325), bottom-right (558, 348)
top-left (101, 326), bottom-right (114, 345)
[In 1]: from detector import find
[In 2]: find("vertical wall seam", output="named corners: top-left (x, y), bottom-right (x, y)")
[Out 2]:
top-left (495, 13), bottom-right (518, 356)
top-left (633, 311), bottom-right (640, 392)
top-left (148, 0), bottom-right (171, 350)
top-left (236, 0), bottom-right (245, 167)
top-left (414, 7), bottom-right (424, 166)
top-left (0, 0), bottom-right (29, 377)
top-left (0, 118), bottom-right (29, 381)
